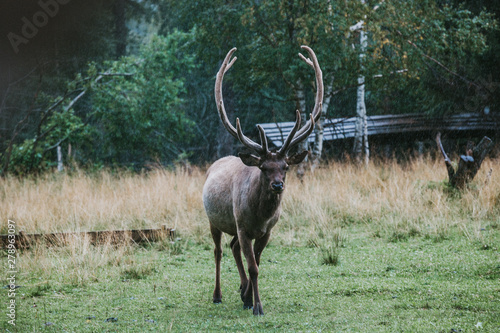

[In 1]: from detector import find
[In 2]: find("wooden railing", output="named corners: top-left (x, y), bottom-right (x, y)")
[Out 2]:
top-left (258, 113), bottom-right (498, 147)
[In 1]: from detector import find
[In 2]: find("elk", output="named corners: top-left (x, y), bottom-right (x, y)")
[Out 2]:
top-left (202, 46), bottom-right (323, 315)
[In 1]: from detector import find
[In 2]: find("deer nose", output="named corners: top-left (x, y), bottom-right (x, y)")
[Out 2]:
top-left (271, 182), bottom-right (284, 192)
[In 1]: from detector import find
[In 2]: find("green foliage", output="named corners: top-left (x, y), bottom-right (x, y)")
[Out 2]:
top-left (88, 31), bottom-right (196, 167)
top-left (6, 105), bottom-right (86, 175)
top-left (165, 0), bottom-right (498, 142)
top-left (2, 30), bottom-right (197, 174)
top-left (1, 0), bottom-right (499, 173)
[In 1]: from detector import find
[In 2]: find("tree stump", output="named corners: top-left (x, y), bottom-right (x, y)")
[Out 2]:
top-left (436, 132), bottom-right (494, 189)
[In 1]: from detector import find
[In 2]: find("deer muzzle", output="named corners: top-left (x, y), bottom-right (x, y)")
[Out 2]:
top-left (271, 181), bottom-right (284, 193)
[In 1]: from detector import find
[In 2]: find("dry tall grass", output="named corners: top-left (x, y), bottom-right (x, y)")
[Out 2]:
top-left (1, 168), bottom-right (206, 235)
top-left (281, 157), bottom-right (499, 245)
top-left (2, 157), bottom-right (498, 286)
top-left (2, 157), bottom-right (499, 242)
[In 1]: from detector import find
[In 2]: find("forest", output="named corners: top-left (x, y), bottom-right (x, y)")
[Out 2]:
top-left (1, 0), bottom-right (499, 174)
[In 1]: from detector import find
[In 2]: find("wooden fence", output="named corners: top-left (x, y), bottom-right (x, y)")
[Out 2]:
top-left (0, 225), bottom-right (175, 249)
top-left (258, 112), bottom-right (498, 147)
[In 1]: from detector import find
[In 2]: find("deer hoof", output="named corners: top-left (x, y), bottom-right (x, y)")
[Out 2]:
top-left (213, 297), bottom-right (222, 304)
top-left (253, 303), bottom-right (264, 316)
top-left (242, 297), bottom-right (253, 308)
top-left (243, 294), bottom-right (253, 309)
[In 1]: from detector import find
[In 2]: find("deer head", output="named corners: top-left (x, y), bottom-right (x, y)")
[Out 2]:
top-left (214, 46), bottom-right (323, 193)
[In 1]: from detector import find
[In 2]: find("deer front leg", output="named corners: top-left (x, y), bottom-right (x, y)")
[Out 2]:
top-left (230, 236), bottom-right (251, 307)
top-left (210, 224), bottom-right (223, 304)
top-left (254, 232), bottom-right (271, 267)
top-left (238, 230), bottom-right (264, 316)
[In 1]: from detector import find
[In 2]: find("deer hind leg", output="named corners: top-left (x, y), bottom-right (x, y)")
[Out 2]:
top-left (238, 230), bottom-right (264, 315)
top-left (230, 236), bottom-right (251, 308)
top-left (210, 223), bottom-right (223, 304)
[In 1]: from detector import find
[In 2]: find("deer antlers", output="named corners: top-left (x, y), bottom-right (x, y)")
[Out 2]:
top-left (214, 46), bottom-right (323, 156)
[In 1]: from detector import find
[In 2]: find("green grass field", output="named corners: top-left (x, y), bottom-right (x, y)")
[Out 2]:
top-left (1, 158), bottom-right (499, 332)
top-left (3, 227), bottom-right (499, 332)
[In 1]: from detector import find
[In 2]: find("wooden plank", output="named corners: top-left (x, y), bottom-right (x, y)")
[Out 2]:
top-left (0, 225), bottom-right (175, 249)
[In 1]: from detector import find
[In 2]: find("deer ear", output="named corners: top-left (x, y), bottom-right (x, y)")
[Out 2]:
top-left (286, 150), bottom-right (308, 165)
top-left (239, 153), bottom-right (261, 167)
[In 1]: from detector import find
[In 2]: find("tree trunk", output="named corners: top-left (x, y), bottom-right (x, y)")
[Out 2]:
top-left (416, 141), bottom-right (424, 157)
top-left (57, 145), bottom-right (63, 172)
top-left (113, 0), bottom-right (127, 57)
top-left (353, 0), bottom-right (369, 166)
top-left (436, 133), bottom-right (494, 189)
top-left (311, 78), bottom-right (334, 172)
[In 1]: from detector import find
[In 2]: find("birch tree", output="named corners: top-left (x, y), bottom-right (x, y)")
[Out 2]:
top-left (351, 0), bottom-right (385, 166)
top-left (311, 77), bottom-right (334, 172)
top-left (352, 13), bottom-right (369, 166)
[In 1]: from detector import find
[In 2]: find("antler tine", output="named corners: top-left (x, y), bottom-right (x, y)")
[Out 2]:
top-left (215, 48), bottom-right (266, 154)
top-left (236, 118), bottom-right (268, 154)
top-left (288, 113), bottom-right (315, 152)
top-left (297, 45), bottom-right (324, 130)
top-left (257, 125), bottom-right (269, 154)
top-left (215, 48), bottom-right (239, 140)
top-left (224, 56), bottom-right (237, 74)
top-left (279, 46), bottom-right (323, 155)
top-left (298, 53), bottom-right (314, 68)
top-left (277, 110), bottom-right (301, 155)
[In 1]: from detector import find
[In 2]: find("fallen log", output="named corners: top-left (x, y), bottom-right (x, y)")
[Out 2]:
top-left (0, 225), bottom-right (175, 249)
